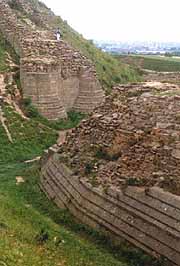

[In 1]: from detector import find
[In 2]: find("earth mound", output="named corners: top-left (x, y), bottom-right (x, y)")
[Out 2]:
top-left (58, 82), bottom-right (180, 195)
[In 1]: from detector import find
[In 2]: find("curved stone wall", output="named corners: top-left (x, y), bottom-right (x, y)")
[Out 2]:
top-left (20, 58), bottom-right (67, 119)
top-left (0, 0), bottom-right (104, 119)
top-left (41, 153), bottom-right (180, 266)
top-left (20, 39), bottom-right (104, 118)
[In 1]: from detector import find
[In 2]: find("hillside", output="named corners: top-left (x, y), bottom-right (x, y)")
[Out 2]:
top-left (0, 2), bottom-right (151, 266)
top-left (1, 1), bottom-right (176, 265)
top-left (7, 0), bottom-right (140, 90)
top-left (0, 45), bottom-right (159, 266)
top-left (0, 46), bottom-right (130, 266)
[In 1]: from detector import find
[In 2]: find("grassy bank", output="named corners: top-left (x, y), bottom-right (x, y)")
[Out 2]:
top-left (0, 163), bottom-right (128, 266)
top-left (118, 54), bottom-right (180, 72)
top-left (0, 160), bottom-right (166, 266)
top-left (0, 105), bottom-right (58, 163)
top-left (0, 105), bottom-right (128, 265)
top-left (0, 103), bottom-right (167, 266)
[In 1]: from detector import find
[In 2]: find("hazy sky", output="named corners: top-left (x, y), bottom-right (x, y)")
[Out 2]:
top-left (42, 0), bottom-right (180, 42)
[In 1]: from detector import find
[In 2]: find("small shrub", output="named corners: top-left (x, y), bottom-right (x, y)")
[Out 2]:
top-left (21, 98), bottom-right (40, 118)
top-left (26, 104), bottom-right (39, 118)
top-left (22, 98), bottom-right (31, 106)
top-left (126, 177), bottom-right (142, 186)
top-left (89, 175), bottom-right (99, 187)
top-left (8, 1), bottom-right (24, 12)
top-left (84, 162), bottom-right (94, 175)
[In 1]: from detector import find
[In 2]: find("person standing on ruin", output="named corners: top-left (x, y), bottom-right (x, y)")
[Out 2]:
top-left (56, 28), bottom-right (61, 41)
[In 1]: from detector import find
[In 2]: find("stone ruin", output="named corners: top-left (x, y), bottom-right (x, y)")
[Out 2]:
top-left (0, 0), bottom-right (104, 119)
top-left (57, 82), bottom-right (180, 194)
top-left (41, 82), bottom-right (180, 265)
top-left (2, 0), bottom-right (180, 263)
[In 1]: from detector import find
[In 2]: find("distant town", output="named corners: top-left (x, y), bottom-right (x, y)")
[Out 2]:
top-left (94, 41), bottom-right (180, 55)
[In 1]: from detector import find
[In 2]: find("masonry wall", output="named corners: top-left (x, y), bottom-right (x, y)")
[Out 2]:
top-left (20, 58), bottom-right (67, 119)
top-left (61, 78), bottom-right (79, 110)
top-left (20, 39), bottom-right (104, 118)
top-left (41, 153), bottom-right (180, 266)
top-left (0, 0), bottom-right (104, 119)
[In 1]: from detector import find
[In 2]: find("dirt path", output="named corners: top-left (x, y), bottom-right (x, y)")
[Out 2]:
top-left (0, 74), bottom-right (13, 142)
top-left (0, 107), bottom-right (13, 143)
top-left (0, 74), bottom-right (5, 95)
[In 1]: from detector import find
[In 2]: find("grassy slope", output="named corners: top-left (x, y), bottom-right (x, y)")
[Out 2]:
top-left (0, 38), bottom-right (10, 72)
top-left (0, 105), bottom-right (58, 163)
top-left (118, 54), bottom-right (180, 72)
top-left (0, 45), bottom-right (165, 266)
top-left (0, 4), bottom-right (164, 265)
top-left (15, 0), bottom-right (141, 90)
top-left (0, 164), bottom-right (128, 266)
top-left (0, 106), bottom-right (129, 266)
top-left (0, 106), bottom-right (166, 266)
top-left (46, 12), bottom-right (141, 88)
top-left (0, 48), bottom-right (7, 72)
top-left (59, 29), bottom-right (140, 89)
top-left (0, 33), bottom-right (19, 72)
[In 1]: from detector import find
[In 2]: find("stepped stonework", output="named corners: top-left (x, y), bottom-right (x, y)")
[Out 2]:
top-left (0, 0), bottom-right (104, 119)
top-left (41, 82), bottom-right (180, 265)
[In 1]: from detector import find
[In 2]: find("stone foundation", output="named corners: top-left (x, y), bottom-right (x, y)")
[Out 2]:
top-left (41, 153), bottom-right (180, 266)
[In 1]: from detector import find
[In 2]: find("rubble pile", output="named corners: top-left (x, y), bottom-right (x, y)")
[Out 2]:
top-left (21, 38), bottom-right (96, 78)
top-left (59, 82), bottom-right (180, 194)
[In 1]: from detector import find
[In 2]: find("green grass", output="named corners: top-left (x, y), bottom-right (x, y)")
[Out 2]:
top-left (0, 2), bottom-right (168, 263)
top-left (0, 103), bottom-right (86, 163)
top-left (42, 16), bottom-right (141, 89)
top-left (0, 105), bottom-right (58, 163)
top-left (1, 103), bottom-right (127, 266)
top-left (0, 163), bottom-right (128, 266)
top-left (53, 26), bottom-right (141, 90)
top-left (0, 33), bottom-right (19, 72)
top-left (20, 98), bottom-right (86, 131)
top-left (118, 54), bottom-right (180, 72)
top-left (0, 105), bottom-right (130, 266)
top-left (36, 111), bottom-right (86, 131)
top-left (0, 103), bottom-right (166, 266)
top-left (0, 38), bottom-right (9, 72)
top-left (0, 161), bottom-right (166, 266)
top-left (140, 55), bottom-right (180, 63)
